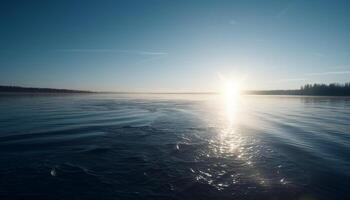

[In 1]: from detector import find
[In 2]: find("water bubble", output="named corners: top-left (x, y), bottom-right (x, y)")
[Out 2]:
top-left (280, 178), bottom-right (286, 184)
top-left (50, 168), bottom-right (57, 177)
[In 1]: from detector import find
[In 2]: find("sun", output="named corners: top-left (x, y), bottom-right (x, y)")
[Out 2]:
top-left (220, 79), bottom-right (241, 101)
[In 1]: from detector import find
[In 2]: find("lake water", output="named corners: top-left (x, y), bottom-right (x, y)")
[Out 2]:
top-left (0, 94), bottom-right (349, 200)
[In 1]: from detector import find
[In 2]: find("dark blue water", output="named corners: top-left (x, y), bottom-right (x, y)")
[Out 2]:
top-left (0, 94), bottom-right (349, 200)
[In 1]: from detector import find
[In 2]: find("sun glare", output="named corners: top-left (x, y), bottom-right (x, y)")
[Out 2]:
top-left (220, 79), bottom-right (242, 125)
top-left (221, 80), bottom-right (241, 101)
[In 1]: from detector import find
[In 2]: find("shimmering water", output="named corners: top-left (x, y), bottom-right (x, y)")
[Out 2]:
top-left (0, 94), bottom-right (349, 200)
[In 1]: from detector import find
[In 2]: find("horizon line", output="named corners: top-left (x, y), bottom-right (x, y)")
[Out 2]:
top-left (2, 83), bottom-right (350, 94)
top-left (0, 84), bottom-right (304, 94)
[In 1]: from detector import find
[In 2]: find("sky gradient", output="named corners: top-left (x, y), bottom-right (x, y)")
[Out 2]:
top-left (1, 0), bottom-right (350, 92)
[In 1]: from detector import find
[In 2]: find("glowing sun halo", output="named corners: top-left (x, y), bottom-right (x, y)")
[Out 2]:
top-left (221, 80), bottom-right (241, 101)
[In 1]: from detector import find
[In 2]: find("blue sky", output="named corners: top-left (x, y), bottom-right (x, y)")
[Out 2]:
top-left (0, 0), bottom-right (350, 92)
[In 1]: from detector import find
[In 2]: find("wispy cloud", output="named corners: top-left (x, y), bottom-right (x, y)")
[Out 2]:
top-left (306, 70), bottom-right (350, 76)
top-left (133, 55), bottom-right (168, 65)
top-left (276, 0), bottom-right (295, 18)
top-left (311, 52), bottom-right (325, 57)
top-left (277, 69), bottom-right (350, 82)
top-left (229, 19), bottom-right (238, 25)
top-left (277, 78), bottom-right (307, 82)
top-left (57, 49), bottom-right (168, 56)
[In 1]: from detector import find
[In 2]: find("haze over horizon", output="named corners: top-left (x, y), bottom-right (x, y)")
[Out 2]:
top-left (1, 0), bottom-right (350, 92)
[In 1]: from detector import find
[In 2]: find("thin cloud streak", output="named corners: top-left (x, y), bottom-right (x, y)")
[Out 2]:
top-left (133, 54), bottom-right (168, 65)
top-left (277, 70), bottom-right (350, 82)
top-left (311, 52), bottom-right (325, 57)
top-left (277, 78), bottom-right (307, 82)
top-left (229, 19), bottom-right (238, 25)
top-left (276, 0), bottom-right (295, 18)
top-left (57, 49), bottom-right (168, 55)
top-left (306, 70), bottom-right (350, 76)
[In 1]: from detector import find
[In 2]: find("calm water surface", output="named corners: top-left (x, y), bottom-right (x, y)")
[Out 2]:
top-left (0, 94), bottom-right (349, 200)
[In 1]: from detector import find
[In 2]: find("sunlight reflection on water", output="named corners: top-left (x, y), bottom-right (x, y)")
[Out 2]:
top-left (197, 94), bottom-right (290, 191)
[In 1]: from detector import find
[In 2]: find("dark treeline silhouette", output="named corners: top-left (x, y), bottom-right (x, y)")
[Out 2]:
top-left (246, 83), bottom-right (350, 96)
top-left (245, 90), bottom-right (300, 95)
top-left (1, 83), bottom-right (350, 96)
top-left (0, 86), bottom-right (93, 93)
top-left (299, 83), bottom-right (350, 96)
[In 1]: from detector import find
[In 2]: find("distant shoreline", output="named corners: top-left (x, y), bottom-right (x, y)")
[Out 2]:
top-left (0, 86), bottom-right (93, 94)
top-left (1, 83), bottom-right (350, 96)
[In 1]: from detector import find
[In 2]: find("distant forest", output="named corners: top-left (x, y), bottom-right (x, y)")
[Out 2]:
top-left (0, 86), bottom-right (92, 93)
top-left (298, 83), bottom-right (350, 96)
top-left (247, 83), bottom-right (350, 96)
top-left (1, 83), bottom-right (350, 96)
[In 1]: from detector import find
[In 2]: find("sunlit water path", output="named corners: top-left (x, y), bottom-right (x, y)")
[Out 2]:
top-left (0, 94), bottom-right (349, 199)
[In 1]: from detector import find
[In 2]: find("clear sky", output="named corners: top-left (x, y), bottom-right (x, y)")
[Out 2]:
top-left (1, 0), bottom-right (350, 92)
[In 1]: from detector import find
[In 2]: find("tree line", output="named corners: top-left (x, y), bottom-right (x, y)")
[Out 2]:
top-left (246, 83), bottom-right (350, 96)
top-left (299, 83), bottom-right (350, 96)
top-left (0, 86), bottom-right (92, 93)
